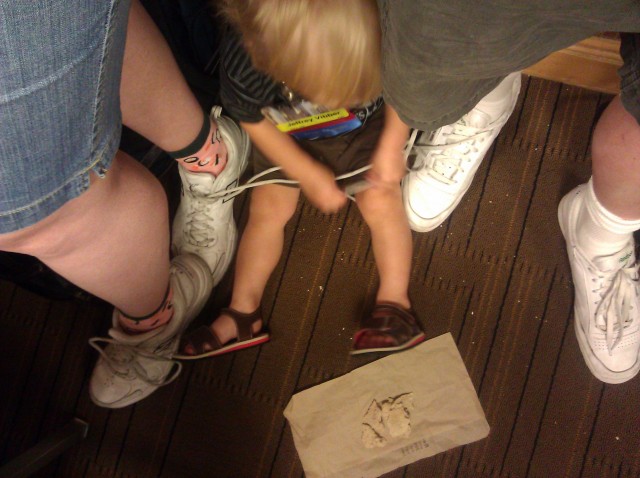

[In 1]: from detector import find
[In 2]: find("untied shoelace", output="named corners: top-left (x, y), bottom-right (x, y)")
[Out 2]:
top-left (88, 337), bottom-right (182, 387)
top-left (592, 262), bottom-right (639, 354)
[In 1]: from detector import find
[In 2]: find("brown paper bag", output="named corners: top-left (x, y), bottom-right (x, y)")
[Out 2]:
top-left (283, 333), bottom-right (489, 478)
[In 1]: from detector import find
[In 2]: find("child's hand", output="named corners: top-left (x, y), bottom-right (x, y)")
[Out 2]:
top-left (299, 164), bottom-right (347, 213)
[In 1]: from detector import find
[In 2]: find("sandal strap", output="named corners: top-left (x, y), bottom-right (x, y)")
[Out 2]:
top-left (220, 307), bottom-right (262, 342)
top-left (184, 326), bottom-right (223, 355)
top-left (360, 302), bottom-right (420, 345)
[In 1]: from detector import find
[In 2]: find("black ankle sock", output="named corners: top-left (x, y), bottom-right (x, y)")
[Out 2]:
top-left (118, 284), bottom-right (172, 322)
top-left (167, 111), bottom-right (210, 159)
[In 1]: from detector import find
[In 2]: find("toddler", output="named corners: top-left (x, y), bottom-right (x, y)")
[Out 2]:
top-left (178, 0), bottom-right (425, 358)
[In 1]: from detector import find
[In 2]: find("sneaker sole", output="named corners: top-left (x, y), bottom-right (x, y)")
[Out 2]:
top-left (350, 333), bottom-right (426, 356)
top-left (174, 333), bottom-right (270, 360)
top-left (558, 189), bottom-right (640, 384)
top-left (89, 377), bottom-right (173, 409)
top-left (572, 315), bottom-right (639, 384)
top-left (210, 224), bottom-right (237, 287)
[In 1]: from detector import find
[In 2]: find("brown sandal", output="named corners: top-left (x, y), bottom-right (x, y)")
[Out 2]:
top-left (351, 302), bottom-right (425, 355)
top-left (175, 307), bottom-right (270, 360)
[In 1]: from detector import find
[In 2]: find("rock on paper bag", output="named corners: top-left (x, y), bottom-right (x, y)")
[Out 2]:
top-left (283, 333), bottom-right (489, 478)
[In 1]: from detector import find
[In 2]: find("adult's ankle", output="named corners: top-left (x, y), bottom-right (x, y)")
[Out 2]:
top-left (117, 285), bottom-right (174, 334)
top-left (168, 111), bottom-right (228, 176)
top-left (576, 179), bottom-right (640, 258)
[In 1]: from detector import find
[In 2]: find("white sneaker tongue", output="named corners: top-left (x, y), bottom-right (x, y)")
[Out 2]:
top-left (189, 170), bottom-right (216, 188)
top-left (592, 245), bottom-right (635, 271)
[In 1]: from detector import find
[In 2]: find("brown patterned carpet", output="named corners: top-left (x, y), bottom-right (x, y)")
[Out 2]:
top-left (2, 75), bottom-right (640, 478)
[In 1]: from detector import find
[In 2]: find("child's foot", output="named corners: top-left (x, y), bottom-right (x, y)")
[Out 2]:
top-left (351, 302), bottom-right (425, 355)
top-left (176, 307), bottom-right (269, 359)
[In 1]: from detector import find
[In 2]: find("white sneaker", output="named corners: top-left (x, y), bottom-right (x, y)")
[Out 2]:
top-left (172, 106), bottom-right (250, 285)
top-left (558, 184), bottom-right (640, 384)
top-left (89, 253), bottom-right (213, 408)
top-left (402, 73), bottom-right (521, 232)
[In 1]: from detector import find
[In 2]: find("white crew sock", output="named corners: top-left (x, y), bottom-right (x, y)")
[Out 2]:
top-left (576, 178), bottom-right (640, 258)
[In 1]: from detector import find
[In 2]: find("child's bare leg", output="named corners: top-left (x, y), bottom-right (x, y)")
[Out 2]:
top-left (357, 184), bottom-right (412, 307)
top-left (355, 183), bottom-right (413, 348)
top-left (229, 185), bottom-right (300, 312)
top-left (182, 185), bottom-right (300, 353)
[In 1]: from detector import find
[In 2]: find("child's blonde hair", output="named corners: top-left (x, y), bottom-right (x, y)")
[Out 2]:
top-left (219, 0), bottom-right (382, 108)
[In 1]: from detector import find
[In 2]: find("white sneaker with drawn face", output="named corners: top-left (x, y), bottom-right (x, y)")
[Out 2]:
top-left (558, 184), bottom-right (640, 384)
top-left (172, 106), bottom-right (250, 286)
top-left (88, 253), bottom-right (213, 408)
top-left (402, 72), bottom-right (521, 232)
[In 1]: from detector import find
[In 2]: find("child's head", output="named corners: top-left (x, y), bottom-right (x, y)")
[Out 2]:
top-left (219, 0), bottom-right (381, 108)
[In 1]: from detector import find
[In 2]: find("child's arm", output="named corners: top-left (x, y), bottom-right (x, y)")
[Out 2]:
top-left (367, 103), bottom-right (411, 188)
top-left (241, 119), bottom-right (348, 213)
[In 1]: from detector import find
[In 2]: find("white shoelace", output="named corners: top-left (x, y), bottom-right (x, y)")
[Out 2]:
top-left (183, 164), bottom-right (375, 204)
top-left (183, 198), bottom-right (221, 247)
top-left (88, 337), bottom-right (182, 387)
top-left (180, 167), bottom-right (372, 248)
top-left (408, 119), bottom-right (505, 187)
top-left (591, 264), bottom-right (639, 353)
top-left (414, 125), bottom-right (493, 185)
top-left (180, 120), bottom-right (437, 209)
top-left (181, 174), bottom-right (243, 247)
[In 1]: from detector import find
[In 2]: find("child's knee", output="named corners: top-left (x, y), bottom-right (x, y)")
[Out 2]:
top-left (249, 186), bottom-right (298, 226)
top-left (357, 185), bottom-right (401, 218)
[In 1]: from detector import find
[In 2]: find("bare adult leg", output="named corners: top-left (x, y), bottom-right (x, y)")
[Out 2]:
top-left (591, 96), bottom-right (640, 221)
top-left (0, 0), bottom-right (212, 317)
top-left (0, 152), bottom-right (170, 317)
top-left (120, 0), bottom-right (204, 151)
top-left (120, 0), bottom-right (250, 286)
top-left (0, 0), bottom-right (222, 408)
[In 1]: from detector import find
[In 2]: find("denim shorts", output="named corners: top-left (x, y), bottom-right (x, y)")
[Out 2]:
top-left (0, 0), bottom-right (130, 233)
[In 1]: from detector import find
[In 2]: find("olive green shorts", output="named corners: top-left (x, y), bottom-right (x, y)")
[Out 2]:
top-left (251, 107), bottom-right (384, 189)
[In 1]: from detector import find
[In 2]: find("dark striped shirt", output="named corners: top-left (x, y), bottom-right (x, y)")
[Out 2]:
top-left (219, 30), bottom-right (281, 123)
top-left (219, 29), bottom-right (383, 127)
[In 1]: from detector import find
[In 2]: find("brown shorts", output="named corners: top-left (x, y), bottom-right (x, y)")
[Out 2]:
top-left (251, 106), bottom-right (385, 188)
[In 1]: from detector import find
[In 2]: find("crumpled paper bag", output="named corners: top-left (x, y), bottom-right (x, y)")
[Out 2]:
top-left (283, 333), bottom-right (489, 478)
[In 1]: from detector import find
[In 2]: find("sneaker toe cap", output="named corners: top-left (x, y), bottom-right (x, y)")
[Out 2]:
top-left (594, 344), bottom-right (640, 374)
top-left (404, 185), bottom-right (454, 231)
